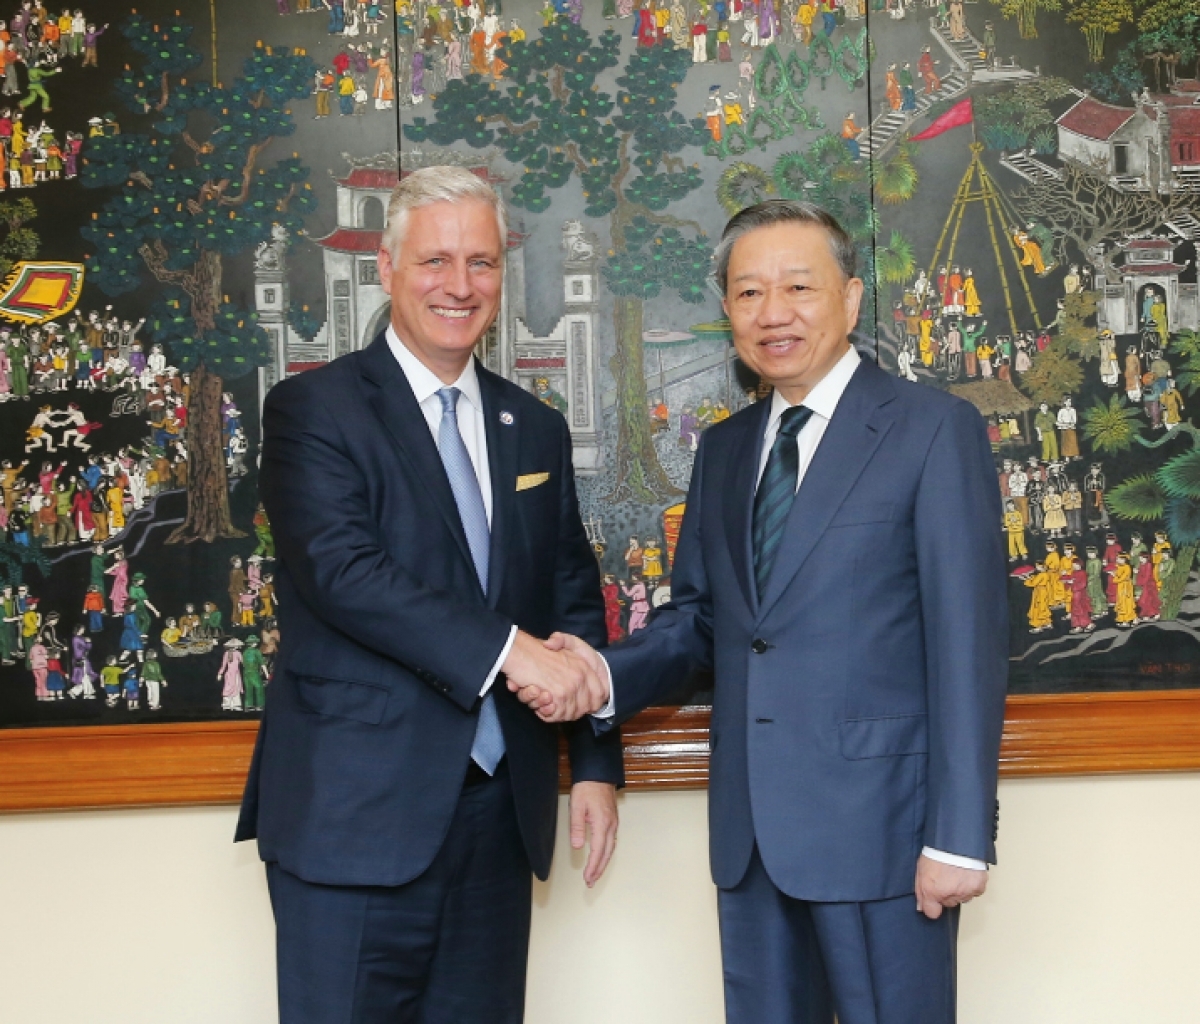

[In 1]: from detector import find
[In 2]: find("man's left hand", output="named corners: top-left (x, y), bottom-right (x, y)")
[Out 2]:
top-left (569, 781), bottom-right (618, 888)
top-left (914, 854), bottom-right (987, 920)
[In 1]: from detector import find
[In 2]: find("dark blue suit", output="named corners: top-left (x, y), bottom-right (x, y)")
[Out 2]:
top-left (236, 335), bottom-right (622, 1022)
top-left (603, 358), bottom-right (1008, 1023)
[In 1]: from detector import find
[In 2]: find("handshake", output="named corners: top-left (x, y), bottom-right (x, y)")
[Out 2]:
top-left (502, 630), bottom-right (609, 723)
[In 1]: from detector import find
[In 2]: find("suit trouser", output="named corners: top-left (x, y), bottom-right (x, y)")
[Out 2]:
top-left (267, 762), bottom-right (532, 1024)
top-left (719, 846), bottom-right (958, 1024)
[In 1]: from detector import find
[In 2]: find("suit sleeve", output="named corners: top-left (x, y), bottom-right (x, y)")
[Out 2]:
top-left (259, 379), bottom-right (513, 713)
top-left (544, 416), bottom-right (626, 787)
top-left (599, 432), bottom-right (716, 728)
top-left (915, 400), bottom-right (1009, 864)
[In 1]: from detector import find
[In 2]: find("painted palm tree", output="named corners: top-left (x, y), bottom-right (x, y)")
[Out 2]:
top-left (1107, 447), bottom-right (1200, 619)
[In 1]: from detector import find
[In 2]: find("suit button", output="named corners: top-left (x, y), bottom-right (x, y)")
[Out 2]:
top-left (751, 638), bottom-right (768, 654)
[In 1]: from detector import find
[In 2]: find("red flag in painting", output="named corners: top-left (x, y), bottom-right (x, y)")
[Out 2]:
top-left (910, 98), bottom-right (973, 142)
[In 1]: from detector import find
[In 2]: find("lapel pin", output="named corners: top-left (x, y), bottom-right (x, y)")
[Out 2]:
top-left (500, 411), bottom-right (514, 425)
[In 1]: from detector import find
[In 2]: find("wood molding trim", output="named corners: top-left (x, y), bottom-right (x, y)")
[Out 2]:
top-left (2, 691), bottom-right (1199, 813)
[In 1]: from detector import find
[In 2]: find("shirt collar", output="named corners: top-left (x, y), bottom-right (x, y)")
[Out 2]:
top-left (766, 344), bottom-right (861, 430)
top-left (386, 323), bottom-right (482, 412)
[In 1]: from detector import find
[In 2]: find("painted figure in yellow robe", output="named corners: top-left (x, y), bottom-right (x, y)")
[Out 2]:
top-left (641, 538), bottom-right (664, 582)
top-left (918, 316), bottom-right (934, 365)
top-left (795, 0), bottom-right (814, 43)
top-left (1162, 380), bottom-right (1184, 427)
top-left (1025, 562), bottom-right (1053, 632)
top-left (1060, 543), bottom-right (1077, 615)
top-left (1152, 531), bottom-right (1172, 584)
top-left (1043, 541), bottom-right (1067, 608)
top-left (963, 269), bottom-right (981, 316)
top-left (1111, 555), bottom-right (1137, 626)
top-left (1150, 296), bottom-right (1169, 349)
top-left (1004, 500), bottom-right (1026, 562)
top-left (723, 92), bottom-right (744, 127)
top-left (1014, 227), bottom-right (1046, 275)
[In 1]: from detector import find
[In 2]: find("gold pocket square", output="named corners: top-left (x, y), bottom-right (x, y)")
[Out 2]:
top-left (516, 472), bottom-right (550, 492)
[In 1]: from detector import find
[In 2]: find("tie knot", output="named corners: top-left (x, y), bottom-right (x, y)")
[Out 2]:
top-left (778, 404), bottom-right (813, 439)
top-left (437, 386), bottom-right (461, 414)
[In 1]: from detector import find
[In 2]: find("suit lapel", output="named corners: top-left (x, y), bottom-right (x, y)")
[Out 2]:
top-left (357, 335), bottom-right (479, 593)
top-left (478, 365), bottom-right (520, 610)
top-left (756, 360), bottom-right (897, 622)
top-left (724, 399), bottom-right (773, 616)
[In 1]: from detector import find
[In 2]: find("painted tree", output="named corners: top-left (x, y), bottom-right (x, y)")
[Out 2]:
top-left (1082, 394), bottom-right (1142, 454)
top-left (1086, 7), bottom-right (1200, 98)
top-left (81, 15), bottom-right (317, 542)
top-left (716, 162), bottom-right (774, 216)
top-left (405, 21), bottom-right (711, 503)
top-left (1067, 0), bottom-right (1136, 63)
top-left (288, 300), bottom-right (322, 342)
top-left (1013, 162), bottom-right (1195, 265)
top-left (872, 145), bottom-right (918, 205)
top-left (1020, 343), bottom-right (1084, 404)
top-left (1056, 290), bottom-right (1101, 359)
top-left (0, 539), bottom-right (48, 589)
top-left (0, 198), bottom-right (38, 280)
top-left (989, 0), bottom-right (1062, 39)
top-left (974, 78), bottom-right (1073, 152)
top-left (1140, 0), bottom-right (1200, 82)
top-left (874, 231), bottom-right (916, 285)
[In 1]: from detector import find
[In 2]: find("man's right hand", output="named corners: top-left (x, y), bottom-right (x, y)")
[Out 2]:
top-left (503, 630), bottom-right (608, 722)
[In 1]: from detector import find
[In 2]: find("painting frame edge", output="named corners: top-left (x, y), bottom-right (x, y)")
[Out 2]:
top-left (2, 692), bottom-right (1199, 813)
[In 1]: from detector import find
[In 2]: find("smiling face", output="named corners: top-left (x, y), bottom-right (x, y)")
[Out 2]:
top-left (722, 220), bottom-right (862, 405)
top-left (378, 198), bottom-right (504, 384)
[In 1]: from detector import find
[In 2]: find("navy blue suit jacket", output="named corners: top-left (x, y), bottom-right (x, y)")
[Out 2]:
top-left (603, 358), bottom-right (1008, 902)
top-left (235, 334), bottom-right (623, 885)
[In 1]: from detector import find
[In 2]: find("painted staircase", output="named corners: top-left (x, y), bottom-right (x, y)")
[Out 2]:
top-left (862, 69), bottom-right (967, 161)
top-left (999, 150), bottom-right (1063, 183)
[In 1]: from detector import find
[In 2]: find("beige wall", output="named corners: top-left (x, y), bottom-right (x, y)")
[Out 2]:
top-left (1, 774), bottom-right (1198, 1023)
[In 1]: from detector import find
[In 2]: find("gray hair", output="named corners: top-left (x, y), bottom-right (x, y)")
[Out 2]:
top-left (380, 165), bottom-right (508, 259)
top-left (712, 199), bottom-right (857, 295)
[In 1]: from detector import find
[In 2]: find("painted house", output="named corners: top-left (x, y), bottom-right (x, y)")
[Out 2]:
top-left (1056, 86), bottom-right (1200, 192)
top-left (1097, 235), bottom-right (1198, 336)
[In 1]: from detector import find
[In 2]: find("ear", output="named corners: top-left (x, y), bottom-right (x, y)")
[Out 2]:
top-left (843, 275), bottom-right (864, 327)
top-left (376, 248), bottom-right (394, 297)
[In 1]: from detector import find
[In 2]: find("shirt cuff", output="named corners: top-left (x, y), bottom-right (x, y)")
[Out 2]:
top-left (922, 846), bottom-right (987, 871)
top-left (590, 653), bottom-right (616, 719)
top-left (480, 626), bottom-right (518, 698)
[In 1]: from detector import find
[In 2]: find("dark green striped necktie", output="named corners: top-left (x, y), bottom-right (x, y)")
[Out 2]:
top-left (752, 404), bottom-right (815, 601)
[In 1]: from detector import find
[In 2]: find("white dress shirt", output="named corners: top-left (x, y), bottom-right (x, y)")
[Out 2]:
top-left (600, 343), bottom-right (984, 872)
top-left (387, 326), bottom-right (516, 697)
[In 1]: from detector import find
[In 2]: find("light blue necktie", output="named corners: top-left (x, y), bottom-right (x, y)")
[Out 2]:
top-left (436, 387), bottom-right (505, 775)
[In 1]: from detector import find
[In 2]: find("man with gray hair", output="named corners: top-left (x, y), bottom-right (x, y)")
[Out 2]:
top-left (236, 165), bottom-right (622, 1023)
top-left (520, 199), bottom-right (1009, 1023)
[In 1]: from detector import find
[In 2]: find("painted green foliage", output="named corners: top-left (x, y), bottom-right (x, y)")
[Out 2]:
top-left (83, 15), bottom-right (316, 370)
top-left (406, 21), bottom-right (714, 502)
top-left (1086, 0), bottom-right (1200, 97)
top-left (974, 78), bottom-right (1073, 153)
top-left (0, 198), bottom-right (39, 281)
top-left (80, 13), bottom-right (318, 543)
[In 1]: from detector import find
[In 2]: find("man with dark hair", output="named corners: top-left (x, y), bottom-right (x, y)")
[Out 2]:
top-left (522, 199), bottom-right (1008, 1024)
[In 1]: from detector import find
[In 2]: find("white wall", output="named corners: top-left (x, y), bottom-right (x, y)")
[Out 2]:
top-left (2, 775), bottom-right (1198, 1023)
